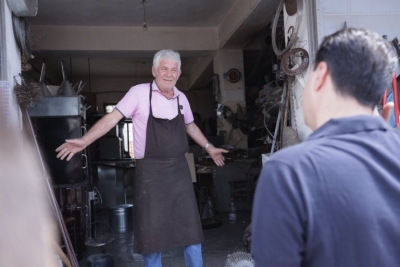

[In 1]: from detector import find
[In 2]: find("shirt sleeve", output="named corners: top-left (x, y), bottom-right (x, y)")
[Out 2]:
top-left (251, 161), bottom-right (306, 267)
top-left (179, 92), bottom-right (194, 124)
top-left (115, 86), bottom-right (139, 118)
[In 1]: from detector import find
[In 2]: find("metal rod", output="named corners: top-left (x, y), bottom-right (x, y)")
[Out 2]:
top-left (70, 57), bottom-right (73, 82)
top-left (61, 60), bottom-right (66, 81)
top-left (88, 57), bottom-right (91, 93)
top-left (271, 83), bottom-right (287, 155)
top-left (280, 83), bottom-right (291, 147)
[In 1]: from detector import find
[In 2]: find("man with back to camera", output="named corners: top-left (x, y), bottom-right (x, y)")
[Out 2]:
top-left (251, 28), bottom-right (400, 267)
top-left (56, 49), bottom-right (228, 267)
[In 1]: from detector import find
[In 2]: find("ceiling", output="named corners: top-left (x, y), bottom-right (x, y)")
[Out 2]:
top-left (26, 0), bottom-right (279, 91)
top-left (30, 0), bottom-right (237, 27)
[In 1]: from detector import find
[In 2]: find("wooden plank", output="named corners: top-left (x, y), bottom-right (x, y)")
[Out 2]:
top-left (185, 153), bottom-right (197, 183)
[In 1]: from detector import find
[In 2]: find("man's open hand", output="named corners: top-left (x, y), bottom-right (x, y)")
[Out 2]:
top-left (55, 138), bottom-right (87, 161)
top-left (381, 102), bottom-right (394, 122)
top-left (207, 146), bottom-right (229, 167)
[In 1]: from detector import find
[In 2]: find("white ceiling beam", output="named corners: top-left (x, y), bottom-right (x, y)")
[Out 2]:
top-left (185, 0), bottom-right (264, 89)
top-left (219, 0), bottom-right (280, 49)
top-left (31, 25), bottom-right (219, 52)
top-left (218, 0), bottom-right (262, 49)
top-left (187, 56), bottom-right (214, 90)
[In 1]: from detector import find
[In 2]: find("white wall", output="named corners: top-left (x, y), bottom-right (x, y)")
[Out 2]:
top-left (213, 50), bottom-right (247, 148)
top-left (2, 0), bottom-right (22, 130)
top-left (316, 0), bottom-right (400, 43)
top-left (284, 2), bottom-right (313, 141)
top-left (285, 0), bottom-right (400, 141)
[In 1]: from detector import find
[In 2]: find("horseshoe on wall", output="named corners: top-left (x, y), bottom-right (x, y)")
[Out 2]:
top-left (281, 48), bottom-right (310, 76)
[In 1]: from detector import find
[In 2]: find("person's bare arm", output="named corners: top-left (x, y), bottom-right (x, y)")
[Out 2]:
top-left (56, 109), bottom-right (124, 161)
top-left (381, 102), bottom-right (394, 122)
top-left (185, 122), bottom-right (228, 166)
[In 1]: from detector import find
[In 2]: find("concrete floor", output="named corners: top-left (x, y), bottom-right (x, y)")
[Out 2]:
top-left (79, 210), bottom-right (251, 267)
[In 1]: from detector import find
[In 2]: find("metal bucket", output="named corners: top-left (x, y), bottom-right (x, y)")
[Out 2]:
top-left (109, 204), bottom-right (133, 233)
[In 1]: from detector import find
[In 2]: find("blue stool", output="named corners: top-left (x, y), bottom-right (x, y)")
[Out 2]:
top-left (87, 253), bottom-right (114, 267)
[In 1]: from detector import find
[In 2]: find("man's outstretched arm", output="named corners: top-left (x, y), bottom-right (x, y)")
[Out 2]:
top-left (56, 109), bottom-right (124, 161)
top-left (185, 122), bottom-right (228, 167)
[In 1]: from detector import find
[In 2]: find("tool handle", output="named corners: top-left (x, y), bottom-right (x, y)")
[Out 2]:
top-left (382, 90), bottom-right (388, 107)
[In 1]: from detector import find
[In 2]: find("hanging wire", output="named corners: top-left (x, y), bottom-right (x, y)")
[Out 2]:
top-left (88, 57), bottom-right (91, 93)
top-left (263, 102), bottom-right (285, 140)
top-left (142, 0), bottom-right (148, 31)
top-left (271, 0), bottom-right (304, 56)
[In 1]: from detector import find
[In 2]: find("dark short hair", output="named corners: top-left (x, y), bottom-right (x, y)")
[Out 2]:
top-left (314, 28), bottom-right (398, 108)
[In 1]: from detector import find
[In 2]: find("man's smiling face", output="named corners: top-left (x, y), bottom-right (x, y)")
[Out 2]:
top-left (152, 58), bottom-right (182, 91)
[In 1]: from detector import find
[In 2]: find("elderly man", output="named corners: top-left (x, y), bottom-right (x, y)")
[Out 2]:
top-left (252, 28), bottom-right (400, 267)
top-left (56, 50), bottom-right (227, 267)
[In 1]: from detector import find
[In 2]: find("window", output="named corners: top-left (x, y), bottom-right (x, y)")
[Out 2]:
top-left (123, 122), bottom-right (135, 158)
top-left (104, 103), bottom-right (116, 114)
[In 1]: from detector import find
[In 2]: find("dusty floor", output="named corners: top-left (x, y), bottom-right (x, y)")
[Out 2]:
top-left (79, 210), bottom-right (251, 267)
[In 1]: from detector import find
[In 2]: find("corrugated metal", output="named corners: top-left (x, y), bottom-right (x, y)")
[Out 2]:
top-left (0, 81), bottom-right (10, 127)
top-left (0, 0), bottom-right (7, 80)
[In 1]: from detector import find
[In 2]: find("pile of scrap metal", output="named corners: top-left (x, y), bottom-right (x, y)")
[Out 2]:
top-left (255, 80), bottom-right (300, 153)
top-left (28, 61), bottom-right (87, 119)
top-left (256, 82), bottom-right (283, 113)
top-left (251, 81), bottom-right (284, 150)
top-left (255, 81), bottom-right (283, 133)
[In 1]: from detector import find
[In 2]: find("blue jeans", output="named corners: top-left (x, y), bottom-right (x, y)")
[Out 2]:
top-left (142, 243), bottom-right (203, 267)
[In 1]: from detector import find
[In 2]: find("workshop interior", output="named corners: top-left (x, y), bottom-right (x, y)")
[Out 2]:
top-left (1, 0), bottom-right (400, 266)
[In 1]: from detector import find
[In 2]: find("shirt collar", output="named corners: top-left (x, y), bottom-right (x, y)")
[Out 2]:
top-left (152, 80), bottom-right (180, 99)
top-left (308, 115), bottom-right (390, 141)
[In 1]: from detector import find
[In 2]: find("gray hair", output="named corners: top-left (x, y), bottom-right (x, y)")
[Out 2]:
top-left (153, 50), bottom-right (181, 70)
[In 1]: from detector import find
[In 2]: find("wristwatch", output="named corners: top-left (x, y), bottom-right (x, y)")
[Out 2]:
top-left (203, 141), bottom-right (211, 150)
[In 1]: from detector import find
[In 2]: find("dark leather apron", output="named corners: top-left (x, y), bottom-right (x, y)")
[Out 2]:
top-left (132, 83), bottom-right (204, 254)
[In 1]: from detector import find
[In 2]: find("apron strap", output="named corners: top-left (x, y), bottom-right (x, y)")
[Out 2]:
top-left (177, 96), bottom-right (181, 115)
top-left (149, 82), bottom-right (153, 116)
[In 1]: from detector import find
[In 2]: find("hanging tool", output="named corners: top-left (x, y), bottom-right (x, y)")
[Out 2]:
top-left (39, 63), bottom-right (52, 96)
top-left (272, 0), bottom-right (304, 56)
top-left (281, 48), bottom-right (309, 76)
top-left (57, 60), bottom-right (76, 96)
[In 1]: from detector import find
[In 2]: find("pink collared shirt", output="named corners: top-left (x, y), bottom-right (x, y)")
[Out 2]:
top-left (115, 81), bottom-right (194, 159)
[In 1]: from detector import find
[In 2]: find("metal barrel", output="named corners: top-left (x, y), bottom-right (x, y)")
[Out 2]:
top-left (108, 204), bottom-right (133, 233)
